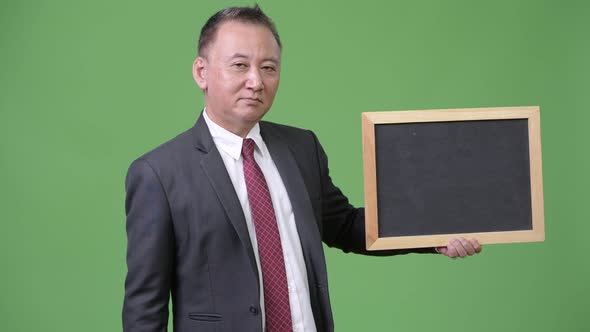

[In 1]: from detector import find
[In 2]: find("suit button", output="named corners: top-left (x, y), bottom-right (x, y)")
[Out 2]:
top-left (249, 306), bottom-right (259, 315)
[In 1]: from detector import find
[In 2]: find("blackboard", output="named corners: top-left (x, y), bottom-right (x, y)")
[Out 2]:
top-left (362, 107), bottom-right (545, 250)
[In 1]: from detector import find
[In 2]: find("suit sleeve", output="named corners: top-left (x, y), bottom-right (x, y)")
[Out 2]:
top-left (122, 158), bottom-right (174, 332)
top-left (310, 132), bottom-right (436, 256)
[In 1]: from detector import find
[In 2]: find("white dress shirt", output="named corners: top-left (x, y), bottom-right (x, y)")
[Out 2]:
top-left (203, 110), bottom-right (317, 332)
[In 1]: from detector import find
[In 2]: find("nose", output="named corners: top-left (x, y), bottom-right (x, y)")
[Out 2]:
top-left (245, 67), bottom-right (263, 91)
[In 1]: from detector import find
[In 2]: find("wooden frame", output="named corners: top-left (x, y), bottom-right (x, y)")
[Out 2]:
top-left (362, 106), bottom-right (545, 250)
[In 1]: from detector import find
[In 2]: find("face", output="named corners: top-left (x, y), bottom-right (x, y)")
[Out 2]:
top-left (193, 21), bottom-right (281, 137)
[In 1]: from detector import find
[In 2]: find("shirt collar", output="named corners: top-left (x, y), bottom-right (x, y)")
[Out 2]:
top-left (203, 108), bottom-right (265, 160)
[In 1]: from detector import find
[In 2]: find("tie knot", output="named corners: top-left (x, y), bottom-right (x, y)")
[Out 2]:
top-left (241, 138), bottom-right (256, 160)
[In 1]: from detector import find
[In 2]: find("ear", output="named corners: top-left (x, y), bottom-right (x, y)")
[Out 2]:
top-left (192, 57), bottom-right (208, 90)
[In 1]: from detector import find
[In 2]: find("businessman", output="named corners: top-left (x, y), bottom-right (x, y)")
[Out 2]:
top-left (123, 5), bottom-right (482, 332)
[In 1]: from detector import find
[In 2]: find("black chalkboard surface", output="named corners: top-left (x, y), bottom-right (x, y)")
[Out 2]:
top-left (362, 107), bottom-right (544, 250)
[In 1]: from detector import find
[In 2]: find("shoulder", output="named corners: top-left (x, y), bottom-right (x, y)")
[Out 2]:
top-left (260, 120), bottom-right (319, 147)
top-left (127, 127), bottom-right (194, 174)
top-left (259, 121), bottom-right (327, 176)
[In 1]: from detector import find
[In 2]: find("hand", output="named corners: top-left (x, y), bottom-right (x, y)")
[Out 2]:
top-left (436, 238), bottom-right (482, 258)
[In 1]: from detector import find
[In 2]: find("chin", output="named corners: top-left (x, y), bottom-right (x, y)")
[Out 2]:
top-left (237, 106), bottom-right (270, 122)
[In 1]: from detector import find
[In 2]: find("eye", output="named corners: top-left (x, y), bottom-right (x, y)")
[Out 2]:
top-left (262, 65), bottom-right (277, 72)
top-left (232, 63), bottom-right (248, 69)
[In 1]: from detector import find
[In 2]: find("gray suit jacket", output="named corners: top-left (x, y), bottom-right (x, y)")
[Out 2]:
top-left (123, 113), bottom-right (432, 332)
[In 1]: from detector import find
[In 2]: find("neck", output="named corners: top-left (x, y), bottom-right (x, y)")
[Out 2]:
top-left (204, 109), bottom-right (255, 138)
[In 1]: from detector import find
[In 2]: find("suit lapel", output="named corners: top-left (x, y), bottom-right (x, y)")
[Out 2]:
top-left (261, 124), bottom-right (324, 282)
top-left (192, 115), bottom-right (324, 287)
top-left (192, 113), bottom-right (259, 279)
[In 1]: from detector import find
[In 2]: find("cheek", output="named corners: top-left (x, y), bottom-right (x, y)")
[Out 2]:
top-left (209, 71), bottom-right (241, 92)
top-left (264, 77), bottom-right (280, 94)
top-left (221, 74), bottom-right (246, 93)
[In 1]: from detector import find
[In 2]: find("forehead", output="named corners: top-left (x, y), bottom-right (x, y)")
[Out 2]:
top-left (207, 21), bottom-right (281, 60)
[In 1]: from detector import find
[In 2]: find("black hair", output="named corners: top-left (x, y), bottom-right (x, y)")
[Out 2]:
top-left (198, 4), bottom-right (281, 57)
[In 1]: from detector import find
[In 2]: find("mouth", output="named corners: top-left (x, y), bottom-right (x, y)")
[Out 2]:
top-left (240, 97), bottom-right (263, 104)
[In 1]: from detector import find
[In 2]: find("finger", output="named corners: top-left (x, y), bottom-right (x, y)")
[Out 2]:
top-left (452, 239), bottom-right (468, 258)
top-left (460, 238), bottom-right (476, 256)
top-left (445, 243), bottom-right (458, 259)
top-left (472, 239), bottom-right (482, 253)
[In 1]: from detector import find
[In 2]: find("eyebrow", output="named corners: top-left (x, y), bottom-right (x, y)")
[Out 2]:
top-left (227, 53), bottom-right (280, 64)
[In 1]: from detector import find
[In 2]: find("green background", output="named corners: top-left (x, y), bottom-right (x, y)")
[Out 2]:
top-left (1, 0), bottom-right (588, 331)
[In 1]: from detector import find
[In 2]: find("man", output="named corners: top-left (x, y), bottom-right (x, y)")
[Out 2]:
top-left (123, 5), bottom-right (481, 332)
